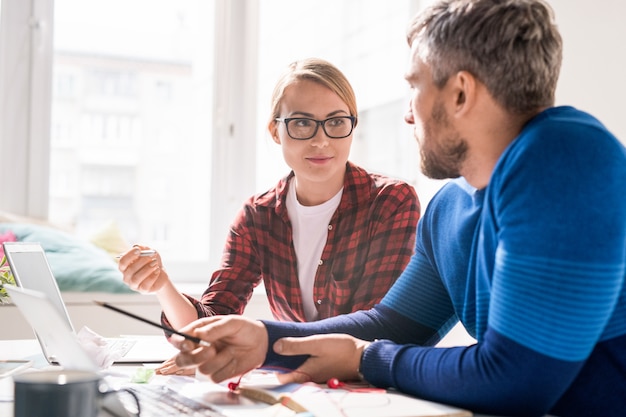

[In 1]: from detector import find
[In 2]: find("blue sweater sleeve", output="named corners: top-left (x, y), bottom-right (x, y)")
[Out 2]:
top-left (262, 303), bottom-right (437, 369)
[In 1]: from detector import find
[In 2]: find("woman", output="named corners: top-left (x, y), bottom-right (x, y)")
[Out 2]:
top-left (118, 57), bottom-right (419, 337)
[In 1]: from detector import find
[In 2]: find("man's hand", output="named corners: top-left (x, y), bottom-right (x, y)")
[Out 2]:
top-left (171, 315), bottom-right (268, 382)
top-left (273, 334), bottom-right (370, 384)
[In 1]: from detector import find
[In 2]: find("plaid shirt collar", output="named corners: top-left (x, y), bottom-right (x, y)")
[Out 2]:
top-left (255, 161), bottom-right (373, 220)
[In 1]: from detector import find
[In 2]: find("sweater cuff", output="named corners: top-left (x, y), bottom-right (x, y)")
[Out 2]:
top-left (261, 320), bottom-right (310, 370)
top-left (359, 339), bottom-right (403, 388)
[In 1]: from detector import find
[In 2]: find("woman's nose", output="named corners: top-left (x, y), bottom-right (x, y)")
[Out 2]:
top-left (309, 127), bottom-right (330, 146)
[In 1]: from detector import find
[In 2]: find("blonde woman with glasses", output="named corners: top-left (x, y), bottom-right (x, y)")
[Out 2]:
top-left (118, 57), bottom-right (420, 374)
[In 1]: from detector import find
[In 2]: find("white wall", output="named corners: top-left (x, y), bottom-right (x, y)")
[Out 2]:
top-left (551, 0), bottom-right (626, 143)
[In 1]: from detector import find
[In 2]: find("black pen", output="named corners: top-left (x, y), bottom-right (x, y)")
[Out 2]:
top-left (94, 301), bottom-right (211, 347)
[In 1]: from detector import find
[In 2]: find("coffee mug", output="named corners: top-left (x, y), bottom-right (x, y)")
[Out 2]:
top-left (13, 369), bottom-right (135, 417)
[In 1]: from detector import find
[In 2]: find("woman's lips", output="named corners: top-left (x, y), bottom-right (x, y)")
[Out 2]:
top-left (306, 155), bottom-right (332, 164)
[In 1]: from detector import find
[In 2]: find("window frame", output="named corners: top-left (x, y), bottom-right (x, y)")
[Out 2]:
top-left (0, 0), bottom-right (259, 281)
top-left (0, 0), bottom-right (53, 218)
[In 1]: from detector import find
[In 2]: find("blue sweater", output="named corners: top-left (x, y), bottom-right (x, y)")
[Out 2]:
top-left (262, 107), bottom-right (626, 417)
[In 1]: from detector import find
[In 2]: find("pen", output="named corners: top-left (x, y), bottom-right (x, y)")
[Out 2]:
top-left (115, 249), bottom-right (156, 259)
top-left (94, 301), bottom-right (211, 348)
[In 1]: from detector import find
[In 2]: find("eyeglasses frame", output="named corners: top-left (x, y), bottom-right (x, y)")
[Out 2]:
top-left (274, 116), bottom-right (357, 140)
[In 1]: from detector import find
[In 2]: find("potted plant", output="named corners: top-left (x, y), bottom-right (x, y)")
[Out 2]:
top-left (0, 255), bottom-right (16, 304)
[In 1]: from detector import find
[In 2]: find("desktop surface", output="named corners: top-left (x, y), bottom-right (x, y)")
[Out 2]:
top-left (0, 339), bottom-right (512, 417)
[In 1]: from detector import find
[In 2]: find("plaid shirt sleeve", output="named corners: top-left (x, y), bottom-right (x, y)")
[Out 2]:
top-left (161, 202), bottom-right (264, 328)
top-left (196, 202), bottom-right (266, 316)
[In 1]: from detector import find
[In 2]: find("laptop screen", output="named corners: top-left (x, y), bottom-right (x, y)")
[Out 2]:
top-left (3, 242), bottom-right (74, 331)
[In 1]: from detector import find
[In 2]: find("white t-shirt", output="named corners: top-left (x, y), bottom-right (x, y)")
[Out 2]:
top-left (286, 179), bottom-right (343, 321)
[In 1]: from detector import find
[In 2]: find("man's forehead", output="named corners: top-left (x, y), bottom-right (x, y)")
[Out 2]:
top-left (404, 43), bottom-right (428, 82)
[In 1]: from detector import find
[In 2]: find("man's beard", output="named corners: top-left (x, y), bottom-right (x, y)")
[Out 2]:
top-left (419, 101), bottom-right (467, 179)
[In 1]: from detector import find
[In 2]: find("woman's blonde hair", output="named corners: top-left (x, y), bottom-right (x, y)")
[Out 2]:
top-left (269, 58), bottom-right (358, 123)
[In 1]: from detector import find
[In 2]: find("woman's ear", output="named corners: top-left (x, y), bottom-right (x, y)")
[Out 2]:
top-left (268, 120), bottom-right (281, 144)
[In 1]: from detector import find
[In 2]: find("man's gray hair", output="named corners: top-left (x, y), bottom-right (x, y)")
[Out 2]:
top-left (408, 0), bottom-right (562, 114)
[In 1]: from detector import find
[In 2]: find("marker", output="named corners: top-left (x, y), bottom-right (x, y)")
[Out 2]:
top-left (94, 301), bottom-right (211, 348)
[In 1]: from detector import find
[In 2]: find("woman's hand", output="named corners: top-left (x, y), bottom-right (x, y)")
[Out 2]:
top-left (155, 355), bottom-right (196, 376)
top-left (118, 246), bottom-right (169, 293)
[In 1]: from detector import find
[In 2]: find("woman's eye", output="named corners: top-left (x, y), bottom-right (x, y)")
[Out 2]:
top-left (328, 118), bottom-right (344, 127)
top-left (295, 119), bottom-right (313, 127)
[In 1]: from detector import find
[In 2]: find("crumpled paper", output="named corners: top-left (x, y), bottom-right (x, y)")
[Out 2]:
top-left (76, 326), bottom-right (126, 369)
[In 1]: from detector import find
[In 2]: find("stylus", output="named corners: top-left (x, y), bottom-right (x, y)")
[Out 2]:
top-left (94, 301), bottom-right (211, 347)
top-left (115, 249), bottom-right (156, 259)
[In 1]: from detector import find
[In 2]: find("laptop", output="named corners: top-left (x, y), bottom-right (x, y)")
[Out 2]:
top-left (4, 285), bottom-right (248, 417)
top-left (3, 241), bottom-right (178, 364)
top-left (4, 284), bottom-right (100, 371)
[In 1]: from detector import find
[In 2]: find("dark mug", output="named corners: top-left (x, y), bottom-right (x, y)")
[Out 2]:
top-left (13, 369), bottom-right (135, 417)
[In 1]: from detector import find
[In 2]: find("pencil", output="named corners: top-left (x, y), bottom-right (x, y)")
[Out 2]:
top-left (94, 301), bottom-right (211, 347)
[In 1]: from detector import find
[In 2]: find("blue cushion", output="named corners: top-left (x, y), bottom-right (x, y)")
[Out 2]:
top-left (0, 223), bottom-right (135, 293)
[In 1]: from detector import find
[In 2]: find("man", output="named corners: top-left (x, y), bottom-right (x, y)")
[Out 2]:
top-left (171, 1), bottom-right (626, 416)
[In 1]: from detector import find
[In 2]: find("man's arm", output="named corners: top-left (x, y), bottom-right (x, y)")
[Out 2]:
top-left (361, 115), bottom-right (626, 416)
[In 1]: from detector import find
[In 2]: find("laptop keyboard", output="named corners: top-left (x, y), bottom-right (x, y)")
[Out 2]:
top-left (117, 384), bottom-right (228, 417)
top-left (106, 338), bottom-right (137, 357)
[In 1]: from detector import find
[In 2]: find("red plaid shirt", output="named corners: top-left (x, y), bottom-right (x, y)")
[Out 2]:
top-left (182, 162), bottom-right (420, 322)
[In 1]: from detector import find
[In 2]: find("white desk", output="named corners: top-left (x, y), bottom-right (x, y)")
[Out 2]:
top-left (2, 339), bottom-right (506, 417)
top-left (1, 340), bottom-right (49, 415)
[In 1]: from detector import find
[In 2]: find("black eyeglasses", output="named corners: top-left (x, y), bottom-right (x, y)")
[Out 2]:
top-left (275, 116), bottom-right (356, 140)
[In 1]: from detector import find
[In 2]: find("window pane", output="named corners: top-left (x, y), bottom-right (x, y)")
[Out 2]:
top-left (50, 0), bottom-right (214, 279)
top-left (256, 0), bottom-right (447, 206)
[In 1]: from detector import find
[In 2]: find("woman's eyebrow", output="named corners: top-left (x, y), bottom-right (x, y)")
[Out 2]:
top-left (288, 109), bottom-right (350, 118)
top-left (326, 110), bottom-right (350, 117)
top-left (288, 111), bottom-right (315, 118)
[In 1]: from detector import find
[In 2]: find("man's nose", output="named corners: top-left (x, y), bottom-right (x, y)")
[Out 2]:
top-left (405, 103), bottom-right (415, 124)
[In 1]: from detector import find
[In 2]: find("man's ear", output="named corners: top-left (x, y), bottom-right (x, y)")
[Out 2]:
top-left (268, 120), bottom-right (281, 144)
top-left (450, 71), bottom-right (476, 116)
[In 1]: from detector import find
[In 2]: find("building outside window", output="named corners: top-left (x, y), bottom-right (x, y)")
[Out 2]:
top-left (49, 0), bottom-right (215, 279)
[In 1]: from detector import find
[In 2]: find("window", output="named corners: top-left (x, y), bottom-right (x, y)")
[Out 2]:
top-left (1, 0), bottom-right (447, 285)
top-left (48, 0), bottom-right (216, 279)
top-left (2, 0), bottom-right (626, 289)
